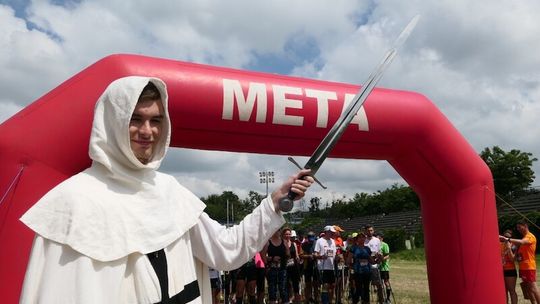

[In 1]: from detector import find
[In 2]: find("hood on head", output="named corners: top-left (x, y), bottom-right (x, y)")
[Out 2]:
top-left (89, 76), bottom-right (171, 174)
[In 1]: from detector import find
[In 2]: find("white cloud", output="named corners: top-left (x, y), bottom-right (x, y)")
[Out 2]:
top-left (0, 4), bottom-right (69, 105)
top-left (2, 0), bottom-right (540, 204)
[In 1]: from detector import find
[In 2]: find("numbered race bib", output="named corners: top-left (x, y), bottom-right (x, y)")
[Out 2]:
top-left (286, 258), bottom-right (295, 267)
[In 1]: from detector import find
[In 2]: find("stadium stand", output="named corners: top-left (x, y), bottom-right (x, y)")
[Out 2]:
top-left (305, 189), bottom-right (540, 237)
top-left (497, 191), bottom-right (540, 215)
top-left (308, 209), bottom-right (422, 235)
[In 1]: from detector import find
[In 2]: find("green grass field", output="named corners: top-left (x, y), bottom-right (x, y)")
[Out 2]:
top-left (389, 250), bottom-right (540, 303)
top-left (221, 250), bottom-right (538, 303)
top-left (390, 259), bottom-right (430, 303)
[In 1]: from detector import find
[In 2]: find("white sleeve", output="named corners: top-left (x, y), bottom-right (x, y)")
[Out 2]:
top-left (189, 197), bottom-right (285, 271)
top-left (314, 239), bottom-right (321, 254)
top-left (20, 235), bottom-right (130, 304)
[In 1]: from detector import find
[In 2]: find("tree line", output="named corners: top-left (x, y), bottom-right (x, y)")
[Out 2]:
top-left (201, 146), bottom-right (538, 237)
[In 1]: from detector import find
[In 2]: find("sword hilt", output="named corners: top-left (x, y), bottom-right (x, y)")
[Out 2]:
top-left (278, 191), bottom-right (296, 212)
top-left (278, 169), bottom-right (313, 212)
top-left (287, 157), bottom-right (327, 189)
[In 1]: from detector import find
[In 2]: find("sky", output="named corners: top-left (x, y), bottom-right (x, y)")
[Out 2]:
top-left (1, 0), bottom-right (540, 210)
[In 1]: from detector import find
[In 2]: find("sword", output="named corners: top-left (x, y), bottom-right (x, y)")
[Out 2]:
top-left (279, 15), bottom-right (420, 212)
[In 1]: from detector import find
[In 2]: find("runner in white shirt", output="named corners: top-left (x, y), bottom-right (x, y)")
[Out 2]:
top-left (364, 225), bottom-right (384, 303)
top-left (314, 226), bottom-right (337, 304)
top-left (364, 225), bottom-right (381, 253)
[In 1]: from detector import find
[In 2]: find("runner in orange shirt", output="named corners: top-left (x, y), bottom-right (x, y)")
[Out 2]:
top-left (500, 221), bottom-right (540, 303)
top-left (500, 229), bottom-right (518, 304)
top-left (333, 226), bottom-right (346, 304)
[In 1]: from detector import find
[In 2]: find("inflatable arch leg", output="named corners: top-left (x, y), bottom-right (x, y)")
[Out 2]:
top-left (0, 54), bottom-right (504, 303)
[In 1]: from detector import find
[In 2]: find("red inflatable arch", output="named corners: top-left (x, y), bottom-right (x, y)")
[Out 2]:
top-left (0, 54), bottom-right (504, 303)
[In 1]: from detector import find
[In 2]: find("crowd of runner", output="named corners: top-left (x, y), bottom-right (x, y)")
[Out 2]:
top-left (209, 224), bottom-right (393, 304)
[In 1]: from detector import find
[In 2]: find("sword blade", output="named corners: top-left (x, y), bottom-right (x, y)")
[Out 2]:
top-left (304, 15), bottom-right (420, 175)
top-left (278, 15), bottom-right (420, 212)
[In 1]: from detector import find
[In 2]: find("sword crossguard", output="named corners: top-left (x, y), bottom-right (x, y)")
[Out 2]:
top-left (287, 157), bottom-right (327, 189)
top-left (278, 157), bottom-right (327, 212)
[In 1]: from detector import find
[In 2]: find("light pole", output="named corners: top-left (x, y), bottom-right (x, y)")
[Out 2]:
top-left (259, 170), bottom-right (275, 197)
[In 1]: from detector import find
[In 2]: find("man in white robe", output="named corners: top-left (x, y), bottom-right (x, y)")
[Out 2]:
top-left (19, 76), bottom-right (313, 303)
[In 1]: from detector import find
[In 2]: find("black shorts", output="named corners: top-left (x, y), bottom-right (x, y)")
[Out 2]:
top-left (237, 264), bottom-right (258, 281)
top-left (287, 265), bottom-right (301, 293)
top-left (370, 266), bottom-right (381, 284)
top-left (321, 269), bottom-right (336, 284)
top-left (504, 269), bottom-right (518, 277)
top-left (380, 270), bottom-right (390, 280)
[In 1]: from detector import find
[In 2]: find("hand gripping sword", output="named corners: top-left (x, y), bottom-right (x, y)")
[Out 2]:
top-left (279, 15), bottom-right (420, 212)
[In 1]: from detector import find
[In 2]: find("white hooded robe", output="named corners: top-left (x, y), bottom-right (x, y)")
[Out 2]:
top-left (19, 76), bottom-right (285, 303)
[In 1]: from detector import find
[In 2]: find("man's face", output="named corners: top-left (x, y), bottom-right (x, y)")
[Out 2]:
top-left (516, 224), bottom-right (527, 235)
top-left (366, 227), bottom-right (375, 237)
top-left (129, 99), bottom-right (164, 164)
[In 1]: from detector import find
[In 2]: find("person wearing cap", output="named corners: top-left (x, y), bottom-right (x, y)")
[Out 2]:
top-left (333, 225), bottom-right (345, 248)
top-left (300, 231), bottom-right (319, 304)
top-left (333, 225), bottom-right (346, 304)
top-left (345, 232), bottom-right (358, 251)
top-left (314, 226), bottom-right (338, 304)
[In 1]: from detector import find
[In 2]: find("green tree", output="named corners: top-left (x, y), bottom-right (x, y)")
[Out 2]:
top-left (202, 193), bottom-right (227, 222)
top-left (345, 192), bottom-right (370, 216)
top-left (370, 184), bottom-right (420, 213)
top-left (201, 191), bottom-right (240, 223)
top-left (239, 191), bottom-right (264, 215)
top-left (480, 146), bottom-right (537, 201)
top-left (498, 212), bottom-right (540, 253)
top-left (324, 185), bottom-right (420, 219)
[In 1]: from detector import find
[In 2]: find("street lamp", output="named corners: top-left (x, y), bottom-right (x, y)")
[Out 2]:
top-left (259, 170), bottom-right (275, 197)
